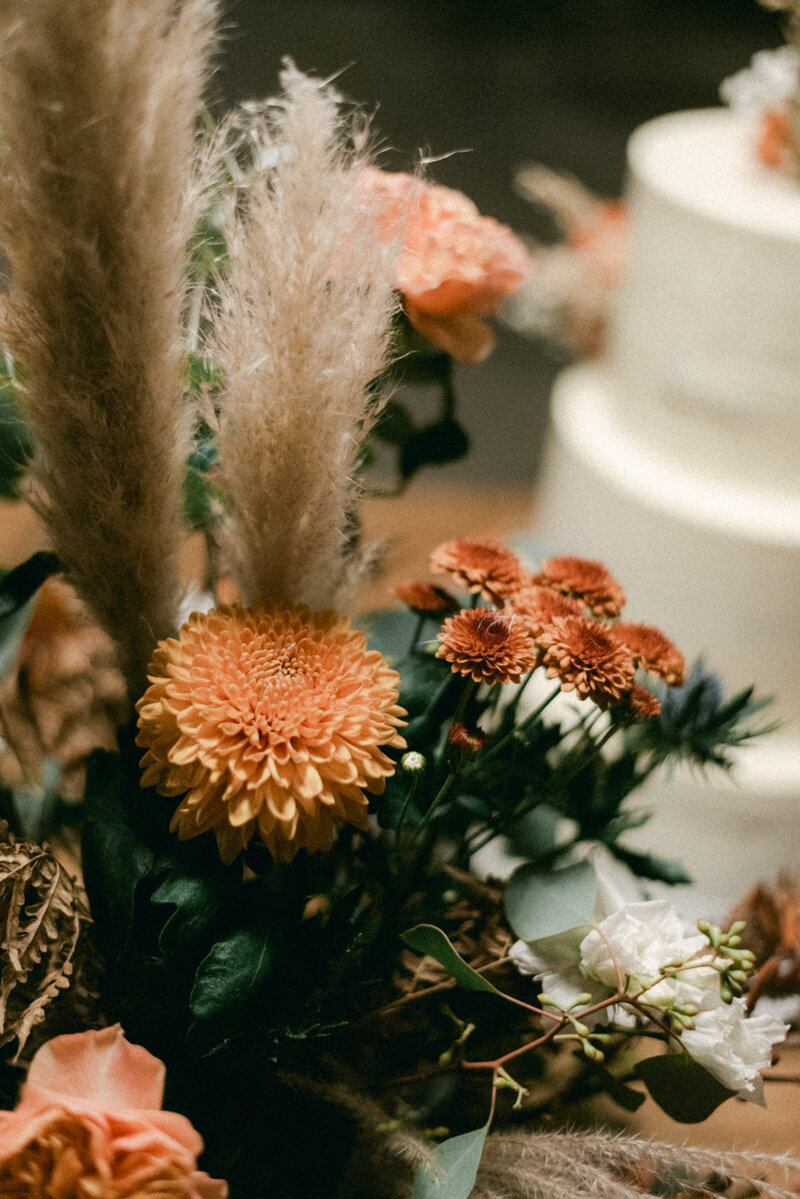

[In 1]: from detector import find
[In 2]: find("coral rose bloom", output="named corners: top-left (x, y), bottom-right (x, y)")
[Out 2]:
top-left (0, 1025), bottom-right (226, 1197)
top-left (136, 606), bottom-right (406, 864)
top-left (360, 167), bottom-right (529, 363)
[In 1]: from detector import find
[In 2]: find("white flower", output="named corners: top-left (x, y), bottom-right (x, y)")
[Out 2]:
top-left (680, 996), bottom-right (787, 1104)
top-left (720, 46), bottom-right (799, 114)
top-left (579, 900), bottom-right (716, 1010)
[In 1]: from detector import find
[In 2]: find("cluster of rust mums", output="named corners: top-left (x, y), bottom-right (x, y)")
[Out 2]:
top-left (395, 538), bottom-right (685, 716)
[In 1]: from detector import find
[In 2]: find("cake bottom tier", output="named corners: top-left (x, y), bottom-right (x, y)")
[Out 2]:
top-left (534, 364), bottom-right (800, 911)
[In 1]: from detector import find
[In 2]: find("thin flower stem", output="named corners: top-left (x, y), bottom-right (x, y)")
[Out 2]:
top-left (481, 682), bottom-right (562, 765)
top-left (408, 613), bottom-right (426, 653)
top-left (395, 772), bottom-right (422, 839)
top-left (414, 769), bottom-right (458, 838)
top-left (451, 677), bottom-right (477, 728)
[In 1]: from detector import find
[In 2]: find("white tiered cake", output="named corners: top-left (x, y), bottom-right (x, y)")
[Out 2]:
top-left (536, 108), bottom-right (800, 913)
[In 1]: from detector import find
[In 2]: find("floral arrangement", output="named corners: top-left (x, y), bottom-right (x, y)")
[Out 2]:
top-left (501, 166), bottom-right (626, 359)
top-left (0, 3), bottom-right (794, 1197)
top-left (720, 0), bottom-right (800, 173)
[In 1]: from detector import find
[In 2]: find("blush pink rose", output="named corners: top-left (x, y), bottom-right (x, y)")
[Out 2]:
top-left (359, 167), bottom-right (530, 363)
top-left (0, 1025), bottom-right (227, 1198)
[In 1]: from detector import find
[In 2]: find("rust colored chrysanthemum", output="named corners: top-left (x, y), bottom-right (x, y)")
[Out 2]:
top-left (537, 613), bottom-right (634, 708)
top-left (429, 539), bottom-right (525, 606)
top-left (436, 608), bottom-right (537, 685)
top-left (510, 584), bottom-right (583, 640)
top-left (136, 606), bottom-right (406, 864)
top-left (392, 581), bottom-right (460, 617)
top-left (533, 555), bottom-right (625, 619)
top-left (448, 721), bottom-right (488, 759)
top-left (621, 684), bottom-right (662, 722)
top-left (616, 622), bottom-right (685, 687)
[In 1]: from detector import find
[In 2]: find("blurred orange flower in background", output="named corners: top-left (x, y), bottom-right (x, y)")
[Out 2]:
top-left (359, 167), bottom-right (530, 363)
top-left (0, 1025), bottom-right (226, 1197)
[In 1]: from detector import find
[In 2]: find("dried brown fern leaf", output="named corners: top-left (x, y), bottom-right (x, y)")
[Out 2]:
top-left (0, 821), bottom-right (90, 1057)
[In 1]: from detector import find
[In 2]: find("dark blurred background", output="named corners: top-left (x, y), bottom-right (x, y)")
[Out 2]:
top-left (215, 0), bottom-right (783, 484)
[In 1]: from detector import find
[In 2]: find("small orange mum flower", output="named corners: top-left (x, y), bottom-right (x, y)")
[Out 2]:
top-left (430, 539), bottom-right (525, 606)
top-left (392, 581), bottom-right (459, 617)
top-left (436, 608), bottom-right (537, 685)
top-left (537, 613), bottom-right (634, 708)
top-left (621, 684), bottom-right (662, 722)
top-left (534, 555), bottom-right (625, 619)
top-left (136, 606), bottom-right (406, 865)
top-left (510, 584), bottom-right (583, 640)
top-left (616, 622), bottom-right (685, 687)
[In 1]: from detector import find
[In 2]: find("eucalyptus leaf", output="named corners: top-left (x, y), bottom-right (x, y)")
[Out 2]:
top-left (412, 1122), bottom-right (490, 1199)
top-left (505, 859), bottom-right (596, 941)
top-left (635, 1053), bottom-right (735, 1123)
top-left (401, 924), bottom-right (501, 994)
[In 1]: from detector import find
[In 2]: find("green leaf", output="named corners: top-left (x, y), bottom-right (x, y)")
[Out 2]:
top-left (0, 551), bottom-right (61, 679)
top-left (81, 750), bottom-right (156, 953)
top-left (608, 844), bottom-right (692, 886)
top-left (505, 804), bottom-right (562, 862)
top-left (401, 924), bottom-right (501, 994)
top-left (400, 419), bottom-right (469, 479)
top-left (412, 1122), bottom-right (490, 1199)
top-left (505, 859), bottom-right (596, 941)
top-left (635, 1053), bottom-right (735, 1123)
top-left (360, 607), bottom-right (418, 662)
top-left (151, 843), bottom-right (238, 953)
top-left (190, 923), bottom-right (276, 1026)
top-left (590, 1064), bottom-right (646, 1112)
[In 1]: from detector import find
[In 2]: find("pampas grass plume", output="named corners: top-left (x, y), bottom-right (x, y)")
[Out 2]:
top-left (0, 0), bottom-right (218, 700)
top-left (208, 61), bottom-right (400, 612)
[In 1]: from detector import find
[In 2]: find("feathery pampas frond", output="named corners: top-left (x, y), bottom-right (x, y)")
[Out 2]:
top-left (470, 1129), bottom-right (800, 1199)
top-left (0, 0), bottom-right (219, 700)
top-left (339, 1122), bottom-right (800, 1199)
top-left (207, 61), bottom-right (400, 612)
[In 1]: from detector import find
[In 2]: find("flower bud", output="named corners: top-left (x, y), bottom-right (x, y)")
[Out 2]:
top-left (447, 721), bottom-right (488, 760)
top-left (401, 751), bottom-right (426, 774)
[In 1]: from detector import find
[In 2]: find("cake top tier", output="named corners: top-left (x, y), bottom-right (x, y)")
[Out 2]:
top-left (628, 107), bottom-right (800, 242)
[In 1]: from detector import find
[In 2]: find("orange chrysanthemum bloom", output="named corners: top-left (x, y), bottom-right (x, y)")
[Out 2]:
top-left (430, 539), bottom-right (525, 606)
top-left (533, 555), bottom-right (625, 619)
top-left (436, 608), bottom-right (537, 685)
top-left (621, 684), bottom-right (662, 722)
top-left (616, 622), bottom-right (685, 687)
top-left (136, 606), bottom-right (406, 865)
top-left (537, 613), bottom-right (634, 708)
top-left (510, 584), bottom-right (583, 640)
top-left (393, 581), bottom-right (459, 617)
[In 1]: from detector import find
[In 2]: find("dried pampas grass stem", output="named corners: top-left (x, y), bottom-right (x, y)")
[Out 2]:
top-left (208, 62), bottom-right (399, 612)
top-left (0, 0), bottom-right (219, 700)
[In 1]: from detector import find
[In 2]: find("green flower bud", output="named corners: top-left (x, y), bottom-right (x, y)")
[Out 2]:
top-left (401, 751), bottom-right (426, 774)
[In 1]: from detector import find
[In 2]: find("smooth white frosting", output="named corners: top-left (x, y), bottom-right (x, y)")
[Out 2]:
top-left (611, 108), bottom-right (800, 429)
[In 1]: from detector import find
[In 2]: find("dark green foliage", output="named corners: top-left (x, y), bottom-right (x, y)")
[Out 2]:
top-left (632, 662), bottom-right (774, 769)
top-left (634, 1054), bottom-right (735, 1123)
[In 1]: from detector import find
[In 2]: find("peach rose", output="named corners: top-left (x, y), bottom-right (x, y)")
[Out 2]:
top-left (0, 1025), bottom-right (227, 1197)
top-left (360, 167), bottom-right (530, 363)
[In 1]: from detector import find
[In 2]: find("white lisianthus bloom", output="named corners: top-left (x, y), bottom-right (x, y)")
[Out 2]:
top-left (680, 996), bottom-right (788, 1104)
